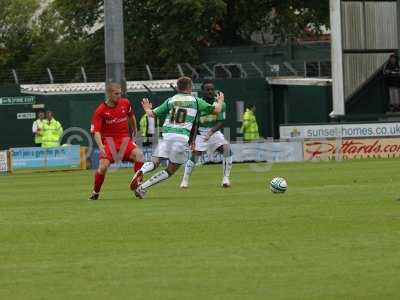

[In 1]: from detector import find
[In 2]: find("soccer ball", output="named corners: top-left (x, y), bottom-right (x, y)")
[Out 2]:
top-left (270, 177), bottom-right (288, 193)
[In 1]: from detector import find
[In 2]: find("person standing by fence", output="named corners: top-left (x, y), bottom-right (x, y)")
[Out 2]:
top-left (241, 104), bottom-right (260, 141)
top-left (383, 54), bottom-right (400, 112)
top-left (41, 111), bottom-right (63, 148)
top-left (32, 110), bottom-right (45, 147)
top-left (139, 113), bottom-right (158, 147)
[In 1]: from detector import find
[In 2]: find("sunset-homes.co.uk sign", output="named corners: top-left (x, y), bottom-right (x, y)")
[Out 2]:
top-left (304, 138), bottom-right (400, 160)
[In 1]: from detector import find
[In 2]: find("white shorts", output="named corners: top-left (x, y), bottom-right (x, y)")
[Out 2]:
top-left (153, 139), bottom-right (189, 165)
top-left (195, 130), bottom-right (228, 153)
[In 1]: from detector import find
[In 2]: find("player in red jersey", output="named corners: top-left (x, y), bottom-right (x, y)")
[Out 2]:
top-left (89, 83), bottom-right (144, 200)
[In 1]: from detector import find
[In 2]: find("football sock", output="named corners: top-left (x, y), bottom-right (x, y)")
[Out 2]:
top-left (182, 157), bottom-right (196, 181)
top-left (93, 171), bottom-right (105, 193)
top-left (134, 161), bottom-right (144, 172)
top-left (140, 162), bottom-right (156, 174)
top-left (140, 170), bottom-right (170, 190)
top-left (222, 156), bottom-right (233, 178)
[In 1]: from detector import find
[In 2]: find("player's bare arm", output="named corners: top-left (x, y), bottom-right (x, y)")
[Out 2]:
top-left (93, 132), bottom-right (106, 156)
top-left (128, 114), bottom-right (138, 138)
top-left (141, 98), bottom-right (155, 118)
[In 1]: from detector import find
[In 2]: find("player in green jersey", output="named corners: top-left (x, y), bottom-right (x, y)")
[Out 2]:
top-left (130, 77), bottom-right (224, 199)
top-left (180, 80), bottom-right (233, 188)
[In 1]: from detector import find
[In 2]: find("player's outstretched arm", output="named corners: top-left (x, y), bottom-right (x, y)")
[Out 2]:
top-left (141, 98), bottom-right (155, 118)
top-left (213, 92), bottom-right (224, 114)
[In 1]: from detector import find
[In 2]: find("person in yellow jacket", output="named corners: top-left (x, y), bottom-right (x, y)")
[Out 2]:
top-left (139, 113), bottom-right (159, 146)
top-left (32, 110), bottom-right (45, 146)
top-left (41, 111), bottom-right (63, 148)
top-left (241, 104), bottom-right (260, 141)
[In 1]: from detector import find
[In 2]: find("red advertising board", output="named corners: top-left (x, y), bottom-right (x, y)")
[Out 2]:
top-left (304, 138), bottom-right (400, 160)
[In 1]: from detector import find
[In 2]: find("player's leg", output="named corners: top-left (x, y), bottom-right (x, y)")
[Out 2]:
top-left (180, 151), bottom-right (201, 188)
top-left (130, 139), bottom-right (165, 191)
top-left (181, 134), bottom-right (206, 188)
top-left (217, 143), bottom-right (233, 188)
top-left (90, 142), bottom-right (115, 200)
top-left (126, 144), bottom-right (147, 190)
top-left (134, 140), bottom-right (188, 198)
top-left (207, 131), bottom-right (232, 187)
top-left (130, 157), bottom-right (161, 191)
top-left (90, 158), bottom-right (111, 200)
top-left (139, 139), bottom-right (170, 176)
top-left (139, 162), bottom-right (180, 190)
top-left (140, 157), bottom-right (161, 174)
top-left (124, 139), bottom-right (161, 190)
top-left (131, 141), bottom-right (145, 172)
top-left (135, 161), bottom-right (179, 199)
top-left (134, 161), bottom-right (144, 172)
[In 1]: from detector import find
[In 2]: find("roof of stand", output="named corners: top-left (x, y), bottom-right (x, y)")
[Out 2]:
top-left (21, 79), bottom-right (178, 95)
top-left (266, 77), bottom-right (332, 86)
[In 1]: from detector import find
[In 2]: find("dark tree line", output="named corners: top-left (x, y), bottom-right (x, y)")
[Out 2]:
top-left (0, 0), bottom-right (329, 79)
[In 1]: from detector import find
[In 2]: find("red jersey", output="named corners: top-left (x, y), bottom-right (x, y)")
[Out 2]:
top-left (91, 98), bottom-right (134, 140)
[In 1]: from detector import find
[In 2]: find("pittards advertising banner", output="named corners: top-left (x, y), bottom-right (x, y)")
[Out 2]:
top-left (304, 138), bottom-right (400, 160)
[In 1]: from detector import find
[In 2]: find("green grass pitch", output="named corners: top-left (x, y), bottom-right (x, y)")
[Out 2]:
top-left (1, 160), bottom-right (400, 299)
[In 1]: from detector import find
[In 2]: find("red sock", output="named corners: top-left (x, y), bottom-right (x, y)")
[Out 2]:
top-left (93, 171), bottom-right (105, 193)
top-left (134, 161), bottom-right (144, 172)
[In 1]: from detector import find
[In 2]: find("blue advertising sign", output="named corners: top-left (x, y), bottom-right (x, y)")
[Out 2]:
top-left (11, 145), bottom-right (81, 170)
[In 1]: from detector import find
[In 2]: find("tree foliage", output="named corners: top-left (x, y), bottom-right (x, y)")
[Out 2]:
top-left (0, 0), bottom-right (329, 78)
top-left (271, 1), bottom-right (330, 40)
top-left (0, 0), bottom-right (40, 67)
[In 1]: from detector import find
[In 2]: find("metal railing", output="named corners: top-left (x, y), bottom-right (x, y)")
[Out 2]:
top-left (0, 60), bottom-right (332, 85)
top-left (264, 60), bottom-right (331, 78)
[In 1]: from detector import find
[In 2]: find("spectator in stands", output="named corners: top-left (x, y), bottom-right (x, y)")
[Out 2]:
top-left (383, 54), bottom-right (400, 112)
top-left (241, 104), bottom-right (260, 142)
top-left (139, 113), bottom-right (159, 147)
top-left (41, 111), bottom-right (63, 148)
top-left (32, 110), bottom-right (45, 147)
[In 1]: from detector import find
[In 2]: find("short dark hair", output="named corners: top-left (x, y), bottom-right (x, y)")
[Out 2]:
top-left (177, 76), bottom-right (192, 92)
top-left (247, 104), bottom-right (256, 110)
top-left (201, 80), bottom-right (214, 91)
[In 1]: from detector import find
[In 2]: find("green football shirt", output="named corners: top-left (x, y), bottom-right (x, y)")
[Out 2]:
top-left (154, 93), bottom-right (215, 142)
top-left (198, 97), bottom-right (226, 131)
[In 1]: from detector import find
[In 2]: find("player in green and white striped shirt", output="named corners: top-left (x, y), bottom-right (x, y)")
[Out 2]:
top-left (180, 80), bottom-right (233, 188)
top-left (130, 77), bottom-right (224, 199)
